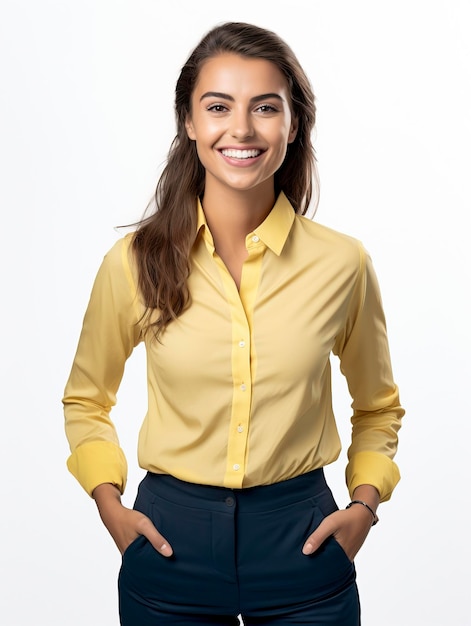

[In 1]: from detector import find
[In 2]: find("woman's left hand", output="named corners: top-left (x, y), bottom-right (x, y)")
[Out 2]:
top-left (302, 485), bottom-right (380, 561)
top-left (302, 506), bottom-right (372, 561)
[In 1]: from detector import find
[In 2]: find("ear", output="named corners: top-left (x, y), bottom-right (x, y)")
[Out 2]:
top-left (288, 117), bottom-right (299, 144)
top-left (185, 115), bottom-right (196, 140)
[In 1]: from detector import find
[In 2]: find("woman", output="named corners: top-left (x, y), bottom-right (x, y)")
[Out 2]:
top-left (63, 21), bottom-right (404, 625)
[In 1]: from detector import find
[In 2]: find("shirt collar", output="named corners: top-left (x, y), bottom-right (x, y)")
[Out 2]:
top-left (253, 191), bottom-right (295, 256)
top-left (196, 191), bottom-right (296, 256)
top-left (196, 198), bottom-right (207, 234)
top-left (196, 199), bottom-right (215, 252)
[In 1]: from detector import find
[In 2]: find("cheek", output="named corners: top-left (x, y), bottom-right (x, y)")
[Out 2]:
top-left (268, 121), bottom-right (294, 147)
top-left (194, 139), bottom-right (220, 172)
top-left (195, 143), bottom-right (209, 166)
top-left (270, 129), bottom-right (293, 159)
top-left (192, 116), bottom-right (222, 141)
top-left (190, 123), bottom-right (218, 163)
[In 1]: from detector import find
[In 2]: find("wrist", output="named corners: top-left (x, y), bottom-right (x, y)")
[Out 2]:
top-left (352, 484), bottom-right (379, 511)
top-left (92, 483), bottom-right (122, 509)
top-left (346, 500), bottom-right (379, 526)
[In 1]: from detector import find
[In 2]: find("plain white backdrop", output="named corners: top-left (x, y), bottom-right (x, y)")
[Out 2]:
top-left (1, 0), bottom-right (470, 624)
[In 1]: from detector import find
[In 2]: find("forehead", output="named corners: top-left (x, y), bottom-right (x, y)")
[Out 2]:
top-left (193, 53), bottom-right (290, 98)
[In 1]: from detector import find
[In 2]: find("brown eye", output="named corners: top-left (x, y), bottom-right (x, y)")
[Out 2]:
top-left (207, 104), bottom-right (228, 113)
top-left (255, 104), bottom-right (278, 113)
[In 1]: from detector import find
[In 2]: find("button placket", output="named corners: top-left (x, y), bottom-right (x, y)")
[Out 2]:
top-left (223, 236), bottom-right (265, 488)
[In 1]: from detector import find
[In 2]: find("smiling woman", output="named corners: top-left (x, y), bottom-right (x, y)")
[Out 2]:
top-left (184, 53), bottom-right (299, 287)
top-left (185, 54), bottom-right (298, 204)
top-left (63, 21), bottom-right (404, 626)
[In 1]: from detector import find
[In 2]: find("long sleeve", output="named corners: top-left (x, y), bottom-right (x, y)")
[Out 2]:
top-left (333, 245), bottom-right (404, 502)
top-left (63, 235), bottom-right (143, 496)
top-left (62, 196), bottom-right (404, 496)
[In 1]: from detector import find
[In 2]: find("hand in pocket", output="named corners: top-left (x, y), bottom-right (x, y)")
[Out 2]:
top-left (93, 483), bottom-right (173, 556)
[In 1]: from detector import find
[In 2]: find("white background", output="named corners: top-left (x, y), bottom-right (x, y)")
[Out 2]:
top-left (1, 0), bottom-right (470, 624)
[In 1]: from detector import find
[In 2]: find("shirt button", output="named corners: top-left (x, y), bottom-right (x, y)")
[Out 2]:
top-left (240, 384), bottom-right (246, 391)
top-left (233, 464), bottom-right (240, 471)
top-left (252, 235), bottom-right (260, 243)
top-left (239, 340), bottom-right (245, 348)
top-left (237, 425), bottom-right (244, 433)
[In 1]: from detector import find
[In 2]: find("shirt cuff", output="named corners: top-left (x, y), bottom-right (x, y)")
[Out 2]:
top-left (346, 450), bottom-right (400, 502)
top-left (67, 440), bottom-right (128, 497)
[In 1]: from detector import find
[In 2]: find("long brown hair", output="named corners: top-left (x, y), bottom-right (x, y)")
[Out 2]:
top-left (133, 22), bottom-right (318, 337)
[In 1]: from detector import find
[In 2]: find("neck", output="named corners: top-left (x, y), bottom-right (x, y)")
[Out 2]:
top-left (201, 181), bottom-right (276, 252)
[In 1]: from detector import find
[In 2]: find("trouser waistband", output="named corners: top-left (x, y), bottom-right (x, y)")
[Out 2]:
top-left (140, 468), bottom-right (328, 513)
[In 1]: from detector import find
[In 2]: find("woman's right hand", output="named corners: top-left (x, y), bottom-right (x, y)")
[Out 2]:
top-left (92, 483), bottom-right (173, 557)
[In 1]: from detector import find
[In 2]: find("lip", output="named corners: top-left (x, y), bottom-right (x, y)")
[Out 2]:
top-left (217, 146), bottom-right (266, 167)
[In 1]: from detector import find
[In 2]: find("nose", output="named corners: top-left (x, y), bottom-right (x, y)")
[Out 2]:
top-left (229, 108), bottom-right (254, 140)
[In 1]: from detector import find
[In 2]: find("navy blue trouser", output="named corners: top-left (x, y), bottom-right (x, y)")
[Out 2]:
top-left (118, 470), bottom-right (360, 625)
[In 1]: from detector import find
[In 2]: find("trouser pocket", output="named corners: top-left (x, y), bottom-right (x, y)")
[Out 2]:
top-left (237, 493), bottom-right (356, 613)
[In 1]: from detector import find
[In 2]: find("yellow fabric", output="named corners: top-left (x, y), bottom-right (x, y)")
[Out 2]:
top-left (63, 192), bottom-right (404, 500)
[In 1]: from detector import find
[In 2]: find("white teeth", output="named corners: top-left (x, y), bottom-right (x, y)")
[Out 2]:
top-left (221, 149), bottom-right (261, 159)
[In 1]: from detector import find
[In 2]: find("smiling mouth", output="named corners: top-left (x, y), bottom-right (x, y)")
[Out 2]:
top-left (220, 149), bottom-right (262, 159)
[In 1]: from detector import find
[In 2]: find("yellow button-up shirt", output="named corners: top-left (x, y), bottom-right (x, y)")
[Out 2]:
top-left (63, 192), bottom-right (404, 501)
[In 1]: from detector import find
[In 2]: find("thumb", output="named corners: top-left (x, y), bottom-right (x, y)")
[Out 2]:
top-left (302, 516), bottom-right (336, 555)
top-left (139, 516), bottom-right (173, 557)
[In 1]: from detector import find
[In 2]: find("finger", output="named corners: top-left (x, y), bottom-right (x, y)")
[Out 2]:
top-left (138, 516), bottom-right (173, 557)
top-left (302, 516), bottom-right (337, 555)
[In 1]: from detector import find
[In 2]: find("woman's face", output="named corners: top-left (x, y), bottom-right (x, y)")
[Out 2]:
top-left (185, 53), bottom-right (298, 197)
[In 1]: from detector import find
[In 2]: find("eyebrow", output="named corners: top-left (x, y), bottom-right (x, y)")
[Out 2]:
top-left (199, 91), bottom-right (285, 104)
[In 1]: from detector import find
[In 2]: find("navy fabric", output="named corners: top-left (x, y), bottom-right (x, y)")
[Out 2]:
top-left (118, 470), bottom-right (360, 625)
